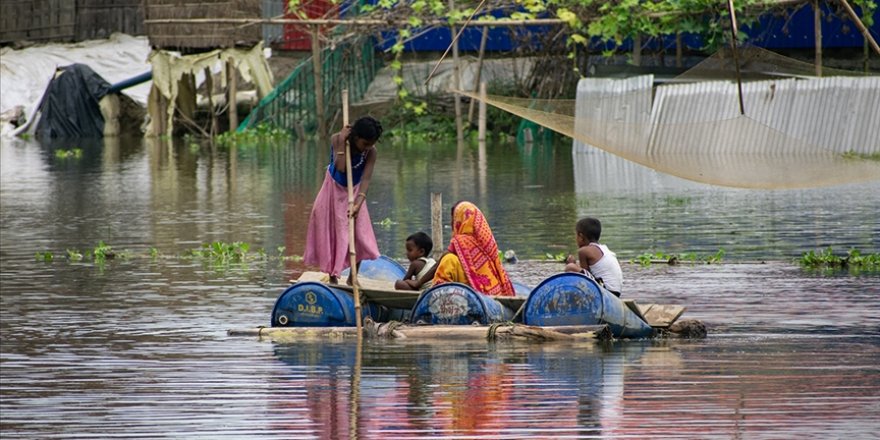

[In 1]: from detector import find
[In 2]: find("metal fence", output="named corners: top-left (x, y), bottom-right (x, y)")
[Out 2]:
top-left (239, 37), bottom-right (382, 136)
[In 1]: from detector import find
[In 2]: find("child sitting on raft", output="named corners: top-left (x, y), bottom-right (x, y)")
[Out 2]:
top-left (564, 217), bottom-right (624, 297)
top-left (394, 232), bottom-right (436, 290)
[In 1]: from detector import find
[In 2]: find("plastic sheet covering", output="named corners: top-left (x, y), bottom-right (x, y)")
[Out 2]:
top-left (148, 42), bottom-right (273, 135)
top-left (34, 64), bottom-right (110, 139)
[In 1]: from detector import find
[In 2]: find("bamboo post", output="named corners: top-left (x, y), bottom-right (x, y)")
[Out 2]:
top-left (431, 193), bottom-right (443, 260)
top-left (467, 25), bottom-right (489, 124)
top-left (342, 89), bottom-right (363, 338)
top-left (837, 0), bottom-right (880, 55)
top-left (632, 34), bottom-right (642, 66)
top-left (814, 0), bottom-right (823, 76)
top-left (227, 60), bottom-right (238, 132)
top-left (478, 81), bottom-right (487, 143)
top-left (675, 33), bottom-right (683, 68)
top-left (449, 0), bottom-right (464, 145)
top-left (312, 25), bottom-right (326, 137)
top-left (204, 67), bottom-right (217, 137)
top-left (726, 0), bottom-right (746, 115)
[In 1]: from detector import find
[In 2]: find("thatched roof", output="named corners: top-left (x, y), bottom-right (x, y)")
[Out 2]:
top-left (144, 0), bottom-right (261, 51)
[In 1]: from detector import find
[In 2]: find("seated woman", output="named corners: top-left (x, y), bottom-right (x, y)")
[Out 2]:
top-left (429, 201), bottom-right (516, 296)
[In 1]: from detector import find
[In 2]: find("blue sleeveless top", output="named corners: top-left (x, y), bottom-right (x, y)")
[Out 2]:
top-left (327, 146), bottom-right (367, 186)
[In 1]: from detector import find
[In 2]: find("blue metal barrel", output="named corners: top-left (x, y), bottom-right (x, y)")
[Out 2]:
top-left (522, 273), bottom-right (654, 338)
top-left (342, 255), bottom-right (406, 282)
top-left (410, 282), bottom-right (515, 325)
top-left (271, 282), bottom-right (384, 327)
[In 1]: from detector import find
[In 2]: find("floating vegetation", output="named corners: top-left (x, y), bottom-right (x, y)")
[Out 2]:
top-left (841, 150), bottom-right (880, 161)
top-left (798, 247), bottom-right (880, 273)
top-left (543, 252), bottom-right (569, 262)
top-left (665, 196), bottom-right (692, 206)
top-left (215, 123), bottom-right (291, 148)
top-left (54, 148), bottom-right (83, 159)
top-left (634, 249), bottom-right (725, 267)
top-left (41, 240), bottom-right (303, 270)
top-left (34, 251), bottom-right (53, 262)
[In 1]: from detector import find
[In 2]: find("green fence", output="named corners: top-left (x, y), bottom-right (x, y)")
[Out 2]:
top-left (238, 37), bottom-right (382, 136)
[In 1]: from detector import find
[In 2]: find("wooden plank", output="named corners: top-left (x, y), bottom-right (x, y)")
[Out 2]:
top-left (228, 322), bottom-right (613, 341)
top-left (623, 300), bottom-right (649, 323)
top-left (641, 304), bottom-right (686, 328)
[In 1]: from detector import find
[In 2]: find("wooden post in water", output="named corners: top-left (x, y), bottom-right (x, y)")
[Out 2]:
top-left (204, 67), bottom-right (217, 137)
top-left (312, 25), bottom-right (326, 137)
top-left (468, 26), bottom-right (489, 125)
top-left (342, 90), bottom-right (363, 339)
top-left (431, 193), bottom-right (443, 260)
top-left (478, 81), bottom-right (487, 144)
top-left (227, 60), bottom-right (238, 132)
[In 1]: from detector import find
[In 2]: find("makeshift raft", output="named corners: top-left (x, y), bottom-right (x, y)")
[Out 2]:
top-left (245, 256), bottom-right (703, 341)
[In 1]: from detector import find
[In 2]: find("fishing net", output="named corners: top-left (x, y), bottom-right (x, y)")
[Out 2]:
top-left (460, 47), bottom-right (880, 189)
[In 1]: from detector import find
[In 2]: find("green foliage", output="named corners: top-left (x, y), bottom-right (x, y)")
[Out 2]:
top-left (633, 249), bottom-right (725, 266)
top-left (544, 252), bottom-right (569, 262)
top-left (216, 123), bottom-right (291, 148)
top-left (54, 149), bottom-right (83, 159)
top-left (798, 247), bottom-right (880, 272)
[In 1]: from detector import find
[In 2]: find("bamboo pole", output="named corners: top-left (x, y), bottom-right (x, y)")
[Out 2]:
top-left (431, 193), bottom-right (443, 260)
top-left (726, 0), bottom-right (746, 115)
top-left (145, 17), bottom-right (563, 27)
top-left (675, 33), bottom-right (683, 68)
top-left (448, 0), bottom-right (465, 145)
top-left (467, 25), bottom-right (489, 124)
top-left (425, 0), bottom-right (488, 85)
top-left (204, 67), bottom-right (217, 137)
top-left (312, 27), bottom-right (326, 137)
top-left (342, 90), bottom-right (363, 339)
top-left (227, 61), bottom-right (238, 131)
top-left (836, 0), bottom-right (880, 56)
top-left (632, 34), bottom-right (642, 66)
top-left (814, 0), bottom-right (823, 76)
top-left (228, 323), bottom-right (614, 341)
top-left (478, 81), bottom-right (487, 143)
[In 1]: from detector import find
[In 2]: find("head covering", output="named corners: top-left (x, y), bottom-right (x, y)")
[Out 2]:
top-left (446, 201), bottom-right (515, 296)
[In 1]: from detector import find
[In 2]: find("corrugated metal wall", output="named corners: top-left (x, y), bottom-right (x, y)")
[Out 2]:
top-left (575, 76), bottom-right (880, 156)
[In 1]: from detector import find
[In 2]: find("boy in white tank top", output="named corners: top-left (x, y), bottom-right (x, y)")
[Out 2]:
top-left (564, 217), bottom-right (624, 296)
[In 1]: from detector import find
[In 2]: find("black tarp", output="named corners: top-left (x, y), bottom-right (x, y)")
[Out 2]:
top-left (35, 64), bottom-right (111, 139)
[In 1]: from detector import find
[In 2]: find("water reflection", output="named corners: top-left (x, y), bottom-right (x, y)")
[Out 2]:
top-left (269, 340), bottom-right (649, 438)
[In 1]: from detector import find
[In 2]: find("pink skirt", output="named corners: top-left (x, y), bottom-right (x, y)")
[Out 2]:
top-left (303, 171), bottom-right (380, 278)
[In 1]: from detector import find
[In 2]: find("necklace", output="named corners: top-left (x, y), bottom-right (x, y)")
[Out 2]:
top-left (353, 148), bottom-right (372, 169)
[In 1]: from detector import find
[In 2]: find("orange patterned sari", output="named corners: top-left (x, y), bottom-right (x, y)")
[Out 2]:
top-left (432, 201), bottom-right (515, 296)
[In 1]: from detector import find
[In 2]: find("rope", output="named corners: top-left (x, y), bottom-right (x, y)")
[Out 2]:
top-left (486, 322), bottom-right (514, 341)
top-left (381, 320), bottom-right (405, 338)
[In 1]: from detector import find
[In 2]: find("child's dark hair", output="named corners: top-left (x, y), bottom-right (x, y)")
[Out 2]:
top-left (576, 217), bottom-right (602, 242)
top-left (351, 116), bottom-right (383, 142)
top-left (406, 231), bottom-right (433, 256)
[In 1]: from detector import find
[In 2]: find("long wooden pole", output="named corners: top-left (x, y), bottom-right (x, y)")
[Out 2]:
top-left (312, 27), bottom-right (326, 137)
top-left (836, 0), bottom-right (880, 55)
top-left (814, 0), bottom-right (823, 76)
top-left (425, 0), bottom-right (488, 85)
top-left (227, 60), bottom-right (238, 131)
top-left (726, 0), bottom-right (746, 115)
top-left (467, 26), bottom-right (489, 124)
top-left (449, 0), bottom-right (464, 144)
top-left (342, 89), bottom-right (363, 339)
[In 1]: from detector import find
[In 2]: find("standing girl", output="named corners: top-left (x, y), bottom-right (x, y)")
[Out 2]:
top-left (304, 116), bottom-right (383, 284)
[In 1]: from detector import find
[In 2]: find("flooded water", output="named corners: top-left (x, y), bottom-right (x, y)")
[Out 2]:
top-left (1, 135), bottom-right (879, 438)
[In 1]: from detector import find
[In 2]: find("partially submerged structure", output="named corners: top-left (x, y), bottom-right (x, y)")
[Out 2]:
top-left (142, 0), bottom-right (273, 136)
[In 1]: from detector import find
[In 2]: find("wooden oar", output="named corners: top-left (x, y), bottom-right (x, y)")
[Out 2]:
top-left (342, 89), bottom-right (363, 339)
